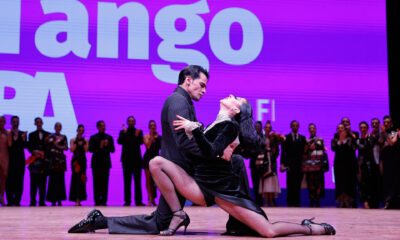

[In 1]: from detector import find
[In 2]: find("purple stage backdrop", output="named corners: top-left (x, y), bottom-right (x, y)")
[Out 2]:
top-left (0, 0), bottom-right (388, 205)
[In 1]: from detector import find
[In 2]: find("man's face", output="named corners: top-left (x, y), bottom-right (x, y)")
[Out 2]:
top-left (309, 125), bottom-right (316, 135)
top-left (341, 118), bottom-right (350, 128)
top-left (0, 117), bottom-right (5, 129)
top-left (383, 118), bottom-right (392, 130)
top-left (149, 121), bottom-right (156, 131)
top-left (127, 117), bottom-right (135, 128)
top-left (186, 73), bottom-right (208, 101)
top-left (291, 121), bottom-right (299, 133)
top-left (371, 119), bottom-right (380, 129)
top-left (255, 122), bottom-right (262, 134)
top-left (35, 118), bottom-right (43, 129)
top-left (98, 122), bottom-right (106, 133)
top-left (12, 118), bottom-right (19, 129)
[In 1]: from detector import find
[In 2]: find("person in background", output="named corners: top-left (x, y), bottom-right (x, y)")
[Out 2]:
top-left (69, 124), bottom-right (89, 206)
top-left (356, 121), bottom-right (380, 209)
top-left (6, 116), bottom-right (27, 206)
top-left (0, 116), bottom-right (11, 206)
top-left (370, 118), bottom-right (381, 166)
top-left (143, 120), bottom-right (162, 206)
top-left (332, 123), bottom-right (357, 208)
top-left (249, 121), bottom-right (264, 206)
top-left (28, 117), bottom-right (50, 206)
top-left (258, 121), bottom-right (282, 207)
top-left (281, 120), bottom-right (306, 207)
top-left (118, 116), bottom-right (144, 206)
top-left (379, 116), bottom-right (400, 209)
top-left (302, 123), bottom-right (326, 207)
top-left (89, 120), bottom-right (115, 206)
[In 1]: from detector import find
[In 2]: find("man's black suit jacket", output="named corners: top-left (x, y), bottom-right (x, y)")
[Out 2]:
top-left (281, 133), bottom-right (306, 171)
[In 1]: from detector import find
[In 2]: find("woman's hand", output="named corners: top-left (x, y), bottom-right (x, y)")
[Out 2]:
top-left (172, 115), bottom-right (193, 131)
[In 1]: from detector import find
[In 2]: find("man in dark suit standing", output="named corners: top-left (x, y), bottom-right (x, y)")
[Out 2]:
top-left (28, 117), bottom-right (50, 206)
top-left (6, 116), bottom-right (27, 206)
top-left (281, 120), bottom-right (306, 207)
top-left (117, 116), bottom-right (144, 206)
top-left (89, 120), bottom-right (115, 206)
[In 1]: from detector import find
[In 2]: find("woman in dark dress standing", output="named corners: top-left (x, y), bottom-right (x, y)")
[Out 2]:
top-left (150, 95), bottom-right (335, 237)
top-left (356, 121), bottom-right (380, 209)
top-left (379, 116), bottom-right (400, 209)
top-left (332, 123), bottom-right (357, 208)
top-left (46, 122), bottom-right (68, 206)
top-left (69, 124), bottom-right (89, 206)
top-left (143, 120), bottom-right (161, 206)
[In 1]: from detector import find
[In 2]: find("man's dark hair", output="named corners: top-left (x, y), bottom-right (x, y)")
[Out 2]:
top-left (34, 117), bottom-right (42, 122)
top-left (11, 116), bottom-right (19, 121)
top-left (371, 117), bottom-right (380, 123)
top-left (178, 65), bottom-right (209, 85)
top-left (97, 120), bottom-right (104, 127)
top-left (383, 115), bottom-right (392, 121)
top-left (359, 121), bottom-right (369, 128)
top-left (127, 116), bottom-right (135, 122)
top-left (309, 123), bottom-right (316, 128)
top-left (77, 124), bottom-right (84, 130)
top-left (255, 121), bottom-right (262, 127)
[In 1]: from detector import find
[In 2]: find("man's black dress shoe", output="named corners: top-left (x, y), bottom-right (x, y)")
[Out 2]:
top-left (68, 217), bottom-right (95, 233)
top-left (87, 209), bottom-right (104, 220)
top-left (68, 209), bottom-right (104, 233)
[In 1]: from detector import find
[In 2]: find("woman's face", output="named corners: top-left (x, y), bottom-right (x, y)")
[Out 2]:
top-left (149, 121), bottom-right (157, 131)
top-left (264, 124), bottom-right (272, 133)
top-left (55, 123), bottom-right (62, 133)
top-left (255, 122), bottom-right (262, 133)
top-left (220, 94), bottom-right (247, 114)
top-left (337, 124), bottom-right (345, 133)
top-left (77, 126), bottom-right (85, 135)
top-left (383, 118), bottom-right (392, 130)
top-left (359, 123), bottom-right (368, 135)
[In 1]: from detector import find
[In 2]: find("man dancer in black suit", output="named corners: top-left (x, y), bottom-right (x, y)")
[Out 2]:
top-left (281, 120), bottom-right (306, 207)
top-left (89, 120), bottom-right (115, 206)
top-left (28, 117), bottom-right (50, 206)
top-left (6, 116), bottom-right (27, 206)
top-left (117, 116), bottom-right (144, 206)
top-left (69, 65), bottom-right (258, 236)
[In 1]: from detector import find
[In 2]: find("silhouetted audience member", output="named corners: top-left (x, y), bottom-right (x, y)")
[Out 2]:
top-left (356, 121), bottom-right (380, 209)
top-left (6, 116), bottom-right (27, 206)
top-left (249, 121), bottom-right (264, 206)
top-left (28, 117), bottom-right (50, 206)
top-left (281, 120), bottom-right (306, 207)
top-left (118, 116), bottom-right (144, 206)
top-left (143, 120), bottom-right (162, 206)
top-left (69, 124), bottom-right (89, 206)
top-left (332, 123), bottom-right (357, 208)
top-left (302, 123), bottom-right (326, 207)
top-left (379, 116), bottom-right (400, 209)
top-left (89, 120), bottom-right (115, 206)
top-left (258, 121), bottom-right (282, 207)
top-left (46, 122), bottom-right (68, 206)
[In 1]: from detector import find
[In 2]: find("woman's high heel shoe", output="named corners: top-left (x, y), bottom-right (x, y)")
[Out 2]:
top-left (159, 209), bottom-right (190, 236)
top-left (301, 217), bottom-right (336, 235)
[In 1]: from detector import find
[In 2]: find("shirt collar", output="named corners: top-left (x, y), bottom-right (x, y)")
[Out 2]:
top-left (175, 86), bottom-right (193, 106)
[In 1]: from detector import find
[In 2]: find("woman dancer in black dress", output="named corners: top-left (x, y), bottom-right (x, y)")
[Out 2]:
top-left (69, 124), bottom-right (89, 206)
top-left (150, 95), bottom-right (335, 237)
top-left (143, 120), bottom-right (162, 206)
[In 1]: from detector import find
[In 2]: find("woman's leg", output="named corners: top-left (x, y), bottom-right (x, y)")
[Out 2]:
top-left (214, 197), bottom-right (327, 237)
top-left (149, 156), bottom-right (207, 232)
top-left (144, 168), bottom-right (153, 205)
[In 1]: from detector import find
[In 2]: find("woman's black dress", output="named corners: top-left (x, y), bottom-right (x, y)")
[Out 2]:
top-left (46, 134), bottom-right (67, 202)
top-left (191, 120), bottom-right (268, 219)
top-left (142, 135), bottom-right (162, 169)
top-left (69, 138), bottom-right (87, 201)
top-left (331, 136), bottom-right (358, 201)
top-left (356, 136), bottom-right (380, 208)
